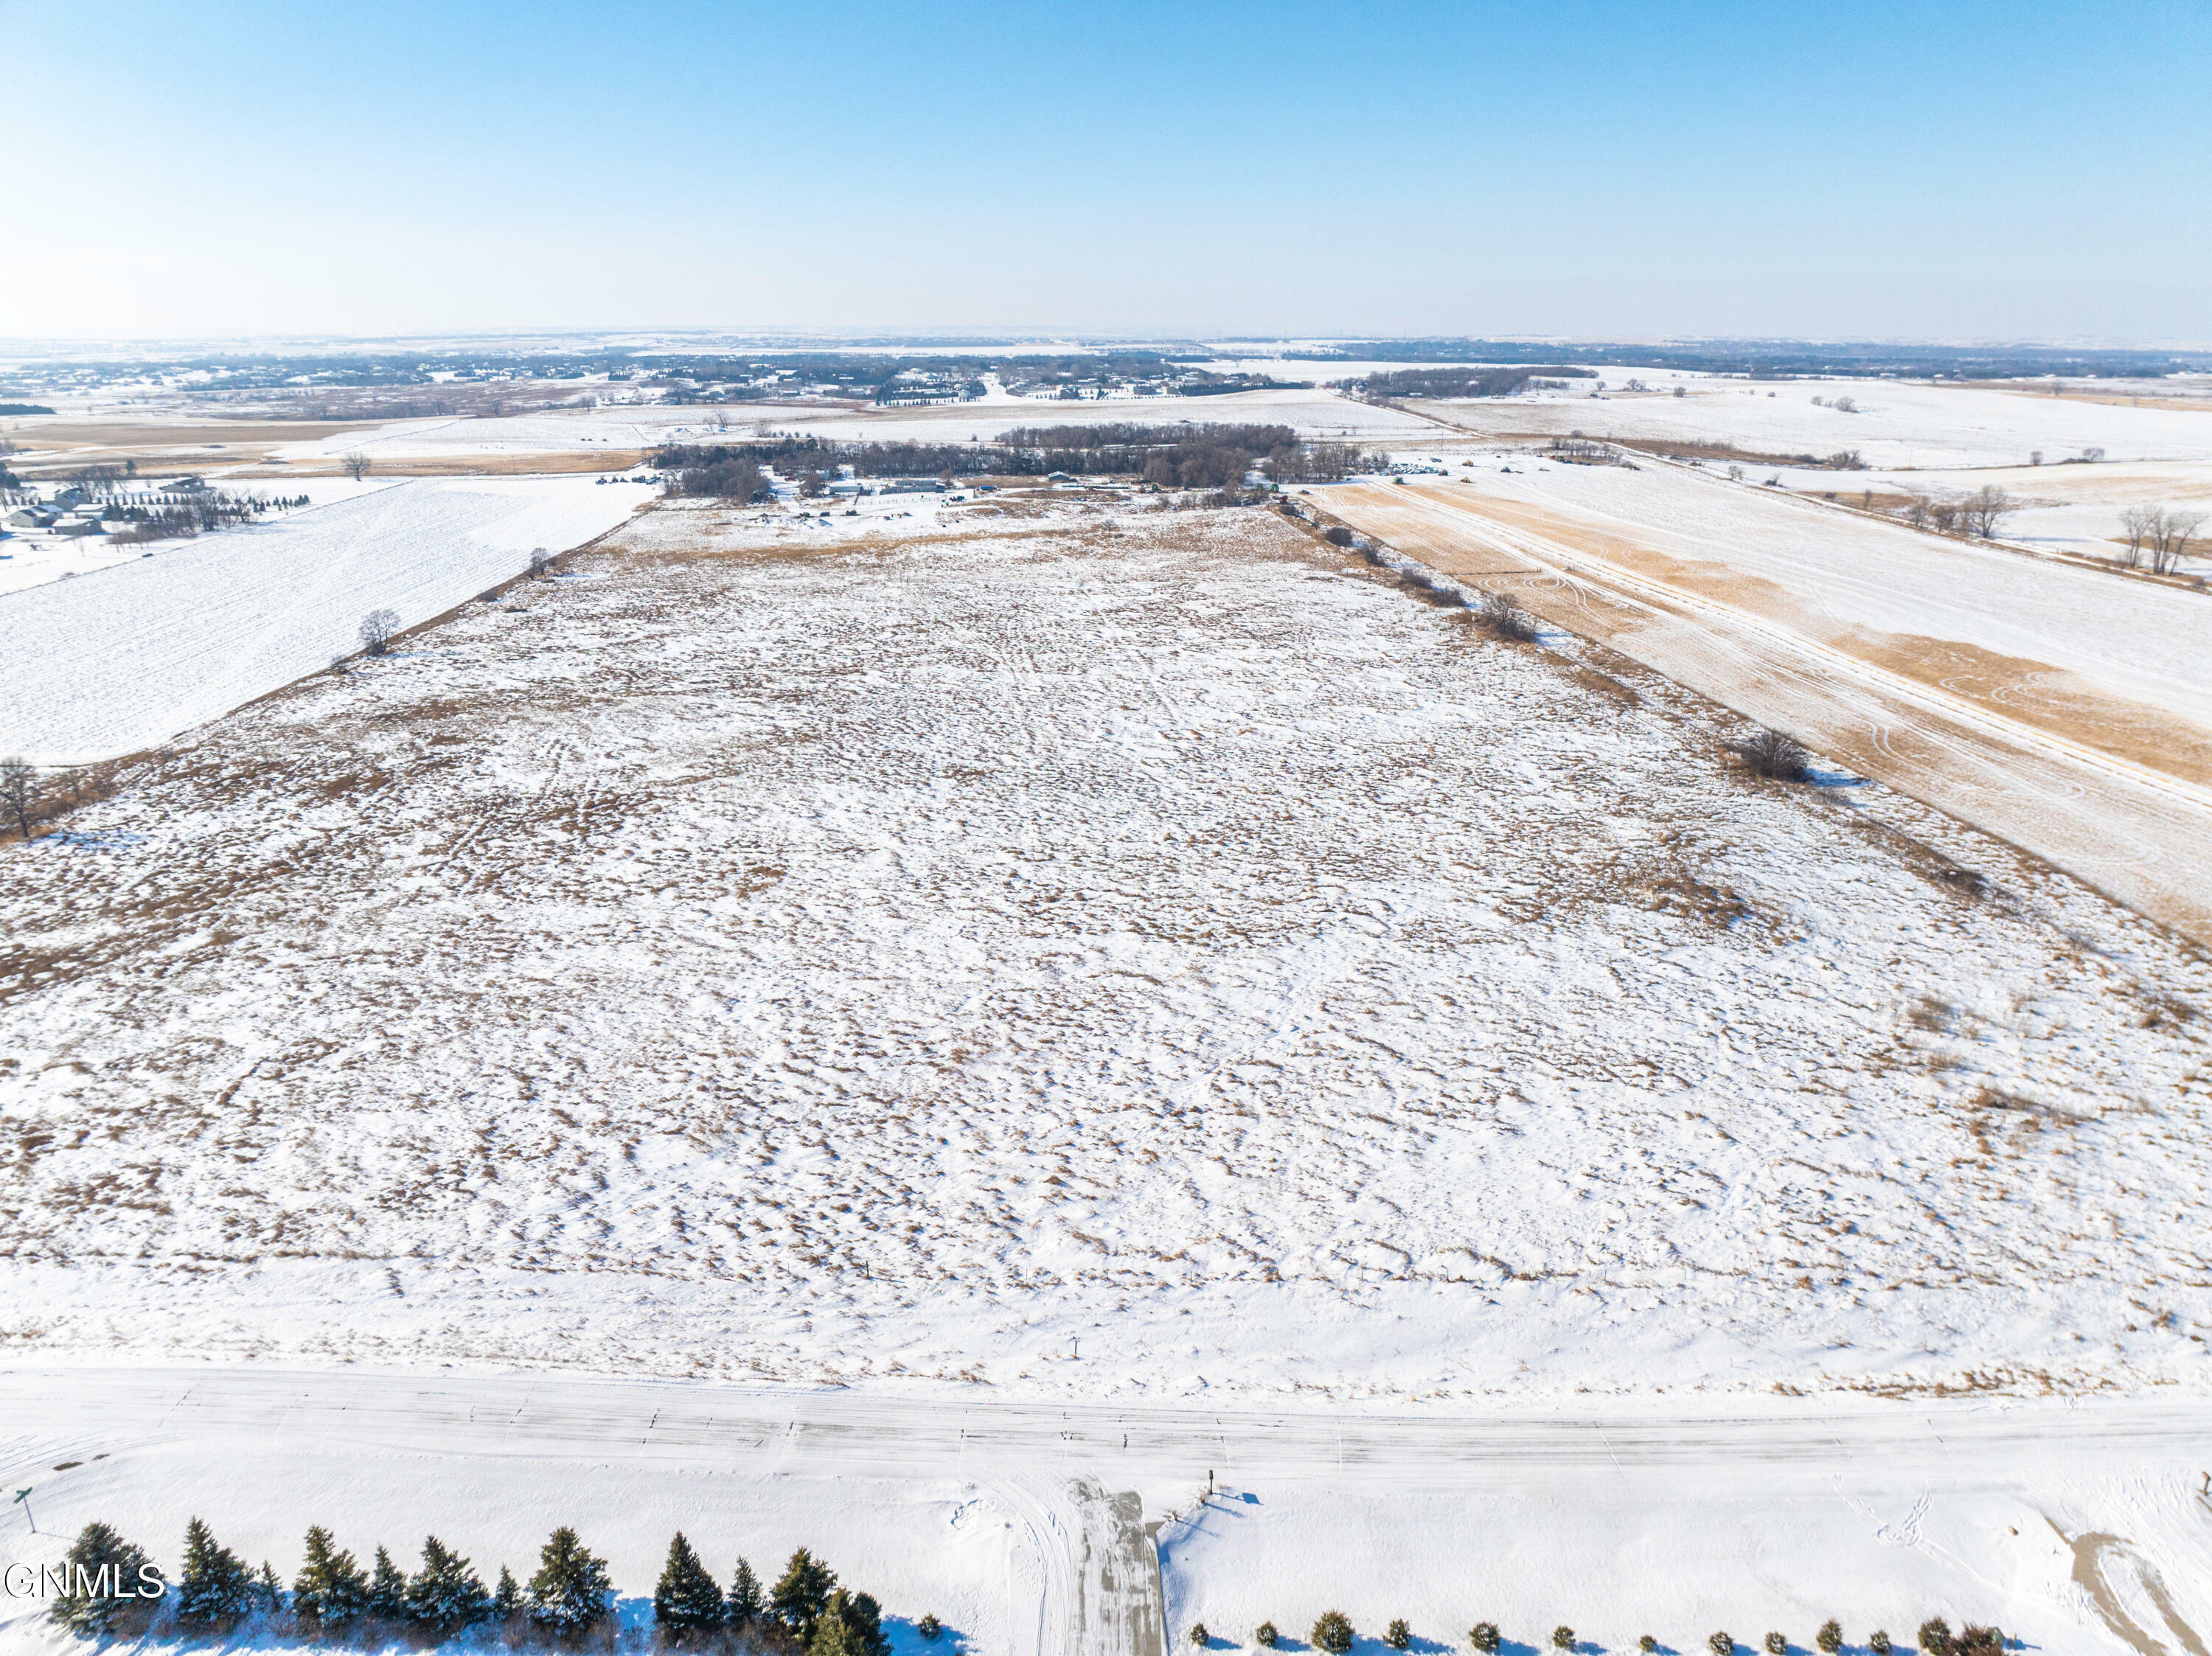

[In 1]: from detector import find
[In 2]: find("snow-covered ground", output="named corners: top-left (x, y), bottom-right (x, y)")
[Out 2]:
top-left (3, 502), bottom-right (2206, 1401)
top-left (261, 390), bottom-right (1430, 466)
top-left (0, 479), bottom-right (408, 598)
top-left (2, 1369), bottom-right (2206, 1656)
top-left (1408, 377), bottom-right (2212, 471)
top-left (0, 475), bottom-right (655, 762)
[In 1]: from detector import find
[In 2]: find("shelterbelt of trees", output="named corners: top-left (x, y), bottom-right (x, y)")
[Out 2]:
top-left (654, 424), bottom-right (1388, 501)
top-left (46, 1515), bottom-right (918, 1656)
top-left (1347, 366), bottom-right (1597, 398)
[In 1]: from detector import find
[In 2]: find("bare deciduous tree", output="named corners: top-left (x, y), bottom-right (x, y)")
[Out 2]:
top-left (528, 548), bottom-right (554, 577)
top-left (2147, 508), bottom-right (2205, 576)
top-left (1961, 485), bottom-right (2017, 538)
top-left (1, 756), bottom-right (38, 841)
top-left (358, 608), bottom-right (400, 655)
top-left (2118, 504), bottom-right (2161, 568)
top-left (341, 452), bottom-right (373, 481)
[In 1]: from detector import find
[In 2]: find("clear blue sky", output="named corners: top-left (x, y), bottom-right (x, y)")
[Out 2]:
top-left (5, 0), bottom-right (2207, 342)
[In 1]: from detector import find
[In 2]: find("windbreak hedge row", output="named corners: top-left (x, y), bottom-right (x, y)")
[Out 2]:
top-left (49, 1518), bottom-right (937, 1655)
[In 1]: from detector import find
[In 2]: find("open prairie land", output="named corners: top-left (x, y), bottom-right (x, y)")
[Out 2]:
top-left (3, 501), bottom-right (2206, 1402)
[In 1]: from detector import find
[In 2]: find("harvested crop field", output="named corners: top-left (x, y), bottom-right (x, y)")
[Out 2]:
top-left (1316, 473), bottom-right (2212, 944)
top-left (1, 501), bottom-right (2207, 1399)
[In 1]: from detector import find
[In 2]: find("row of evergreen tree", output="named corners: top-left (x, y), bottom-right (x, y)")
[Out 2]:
top-left (55, 1518), bottom-right (924, 1654)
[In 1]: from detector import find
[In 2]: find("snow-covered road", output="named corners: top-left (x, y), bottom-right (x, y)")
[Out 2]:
top-left (2, 1367), bottom-right (2207, 1656)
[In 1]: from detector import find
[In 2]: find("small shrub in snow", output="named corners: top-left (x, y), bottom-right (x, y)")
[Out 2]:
top-left (1476, 590), bottom-right (1539, 641)
top-left (1955, 1628), bottom-right (2004, 1656)
top-left (1554, 1628), bottom-right (1576, 1652)
top-left (1870, 1635), bottom-right (1892, 1655)
top-left (1313, 1610), bottom-right (1355, 1655)
top-left (1325, 526), bottom-right (1354, 547)
top-left (1732, 726), bottom-right (1811, 782)
top-left (1256, 1622), bottom-right (1280, 1648)
top-left (1918, 1619), bottom-right (1952, 1655)
top-left (1764, 1635), bottom-right (1786, 1655)
top-left (919, 1614), bottom-right (944, 1641)
top-left (1470, 1624), bottom-right (1501, 1655)
top-left (1710, 1635), bottom-right (1736, 1656)
top-left (1192, 1624), bottom-right (1211, 1648)
top-left (1640, 1640), bottom-right (1658, 1654)
top-left (1817, 1622), bottom-right (1842, 1654)
top-left (358, 608), bottom-right (400, 656)
top-left (1388, 1619), bottom-right (1412, 1649)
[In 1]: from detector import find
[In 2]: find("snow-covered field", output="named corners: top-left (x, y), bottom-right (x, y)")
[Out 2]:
top-left (3, 501), bottom-right (2206, 1401)
top-left (264, 389), bottom-right (1431, 466)
top-left (0, 479), bottom-right (408, 598)
top-left (1408, 378), bottom-right (2212, 471)
top-left (0, 476), bottom-right (655, 762)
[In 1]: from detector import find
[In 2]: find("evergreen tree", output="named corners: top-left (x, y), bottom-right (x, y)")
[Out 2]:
top-left (367, 1545), bottom-right (408, 1620)
top-left (529, 1526), bottom-right (613, 1638)
top-left (812, 1610), bottom-right (868, 1656)
top-left (847, 1590), bottom-right (891, 1656)
top-left (727, 1557), bottom-right (763, 1627)
top-left (175, 1517), bottom-right (254, 1629)
top-left (919, 1615), bottom-right (944, 1642)
top-left (294, 1526), bottom-right (370, 1630)
top-left (1312, 1612), bottom-right (1354, 1656)
top-left (257, 1562), bottom-right (286, 1615)
top-left (1919, 1622), bottom-right (1952, 1656)
top-left (407, 1536), bottom-right (492, 1637)
top-left (493, 1565), bottom-right (526, 1622)
top-left (772, 1548), bottom-right (838, 1642)
top-left (813, 1589), bottom-right (891, 1656)
top-left (49, 1523), bottom-right (157, 1637)
top-left (655, 1532), bottom-right (726, 1641)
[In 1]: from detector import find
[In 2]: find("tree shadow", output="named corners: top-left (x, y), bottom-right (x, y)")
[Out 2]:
top-left (888, 1615), bottom-right (967, 1655)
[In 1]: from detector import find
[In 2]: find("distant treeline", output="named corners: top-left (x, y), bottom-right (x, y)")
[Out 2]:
top-left (653, 425), bottom-right (1385, 498)
top-left (1352, 368), bottom-right (1596, 399)
top-left (0, 403), bottom-right (58, 415)
top-left (1291, 338), bottom-right (2212, 381)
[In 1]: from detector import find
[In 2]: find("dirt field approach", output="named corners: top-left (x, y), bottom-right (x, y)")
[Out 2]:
top-left (1315, 475), bottom-right (2212, 944)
